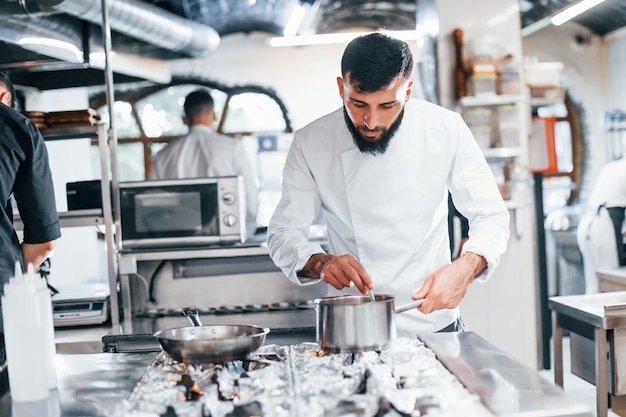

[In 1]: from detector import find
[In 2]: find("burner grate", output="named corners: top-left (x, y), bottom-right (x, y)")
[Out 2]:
top-left (112, 338), bottom-right (495, 417)
top-left (136, 300), bottom-right (315, 319)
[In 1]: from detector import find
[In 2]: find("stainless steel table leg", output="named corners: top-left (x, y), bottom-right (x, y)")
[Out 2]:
top-left (552, 310), bottom-right (564, 387)
top-left (595, 327), bottom-right (609, 417)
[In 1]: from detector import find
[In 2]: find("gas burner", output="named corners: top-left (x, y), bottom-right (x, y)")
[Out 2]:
top-left (241, 303), bottom-right (270, 313)
top-left (165, 308), bottom-right (185, 317)
top-left (195, 307), bottom-right (217, 315)
top-left (116, 339), bottom-right (494, 417)
top-left (136, 308), bottom-right (167, 318)
top-left (269, 301), bottom-right (296, 311)
top-left (215, 305), bottom-right (244, 315)
top-left (295, 299), bottom-right (315, 309)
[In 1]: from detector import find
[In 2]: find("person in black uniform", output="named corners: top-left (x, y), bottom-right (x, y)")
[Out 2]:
top-left (0, 72), bottom-right (61, 375)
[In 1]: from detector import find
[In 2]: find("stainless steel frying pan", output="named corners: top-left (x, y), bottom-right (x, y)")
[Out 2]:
top-left (154, 309), bottom-right (270, 364)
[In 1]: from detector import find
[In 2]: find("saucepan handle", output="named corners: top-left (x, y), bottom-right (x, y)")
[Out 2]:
top-left (183, 308), bottom-right (203, 327)
top-left (395, 298), bottom-right (425, 314)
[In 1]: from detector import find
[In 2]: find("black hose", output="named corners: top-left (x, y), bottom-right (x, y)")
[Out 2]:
top-left (148, 260), bottom-right (168, 304)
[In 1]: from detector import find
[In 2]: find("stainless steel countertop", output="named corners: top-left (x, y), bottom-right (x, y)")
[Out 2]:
top-left (0, 332), bottom-right (592, 417)
top-left (0, 352), bottom-right (156, 417)
top-left (421, 332), bottom-right (592, 416)
top-left (549, 291), bottom-right (626, 329)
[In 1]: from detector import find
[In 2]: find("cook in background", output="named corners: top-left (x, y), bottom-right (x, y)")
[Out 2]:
top-left (0, 71), bottom-right (61, 356)
top-left (267, 32), bottom-right (510, 335)
top-left (149, 89), bottom-right (259, 238)
top-left (577, 156), bottom-right (626, 293)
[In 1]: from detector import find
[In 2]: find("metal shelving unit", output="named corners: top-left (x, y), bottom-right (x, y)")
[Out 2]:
top-left (24, 123), bottom-right (119, 326)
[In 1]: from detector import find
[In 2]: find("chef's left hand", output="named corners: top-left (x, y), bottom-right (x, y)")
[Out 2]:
top-left (412, 252), bottom-right (487, 314)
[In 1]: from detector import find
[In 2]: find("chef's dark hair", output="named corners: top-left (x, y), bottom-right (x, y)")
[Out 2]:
top-left (184, 89), bottom-right (214, 120)
top-left (341, 32), bottom-right (414, 92)
top-left (0, 72), bottom-right (15, 108)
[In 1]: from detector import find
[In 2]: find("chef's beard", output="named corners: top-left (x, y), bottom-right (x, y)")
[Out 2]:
top-left (343, 107), bottom-right (404, 156)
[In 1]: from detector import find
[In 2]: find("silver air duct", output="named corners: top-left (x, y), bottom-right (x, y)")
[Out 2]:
top-left (5, 0), bottom-right (221, 57)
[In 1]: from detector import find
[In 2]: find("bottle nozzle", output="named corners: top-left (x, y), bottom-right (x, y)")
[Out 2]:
top-left (13, 261), bottom-right (23, 281)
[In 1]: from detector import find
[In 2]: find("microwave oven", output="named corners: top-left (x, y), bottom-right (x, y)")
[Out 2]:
top-left (119, 176), bottom-right (246, 249)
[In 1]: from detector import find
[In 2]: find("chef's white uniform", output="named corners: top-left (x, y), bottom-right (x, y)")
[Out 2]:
top-left (150, 125), bottom-right (259, 238)
top-left (576, 158), bottom-right (626, 293)
top-left (268, 100), bottom-right (510, 334)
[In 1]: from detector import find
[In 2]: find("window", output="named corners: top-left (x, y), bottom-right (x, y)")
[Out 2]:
top-left (92, 81), bottom-right (293, 226)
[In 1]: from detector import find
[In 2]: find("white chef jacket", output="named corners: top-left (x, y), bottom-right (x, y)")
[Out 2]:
top-left (576, 158), bottom-right (626, 293)
top-left (267, 100), bottom-right (510, 334)
top-left (150, 125), bottom-right (259, 238)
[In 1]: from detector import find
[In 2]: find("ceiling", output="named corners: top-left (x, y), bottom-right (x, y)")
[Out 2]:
top-left (0, 0), bottom-right (624, 91)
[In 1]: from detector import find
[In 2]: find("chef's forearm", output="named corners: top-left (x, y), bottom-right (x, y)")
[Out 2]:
top-left (457, 251), bottom-right (487, 282)
top-left (297, 253), bottom-right (333, 280)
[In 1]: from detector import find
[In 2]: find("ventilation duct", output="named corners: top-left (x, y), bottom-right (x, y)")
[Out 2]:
top-left (2, 0), bottom-right (220, 57)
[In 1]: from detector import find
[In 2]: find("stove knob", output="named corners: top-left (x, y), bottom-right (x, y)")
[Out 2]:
top-left (223, 214), bottom-right (238, 227)
top-left (222, 192), bottom-right (236, 205)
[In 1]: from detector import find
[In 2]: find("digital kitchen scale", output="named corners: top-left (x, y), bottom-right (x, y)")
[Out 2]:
top-left (51, 284), bottom-right (110, 327)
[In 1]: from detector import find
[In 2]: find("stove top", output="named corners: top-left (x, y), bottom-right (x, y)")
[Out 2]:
top-left (111, 337), bottom-right (494, 417)
top-left (135, 300), bottom-right (315, 319)
top-left (103, 308), bottom-right (317, 353)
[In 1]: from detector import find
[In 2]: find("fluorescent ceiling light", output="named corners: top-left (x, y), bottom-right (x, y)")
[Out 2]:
top-left (551, 0), bottom-right (606, 26)
top-left (269, 30), bottom-right (420, 47)
top-left (17, 37), bottom-right (83, 63)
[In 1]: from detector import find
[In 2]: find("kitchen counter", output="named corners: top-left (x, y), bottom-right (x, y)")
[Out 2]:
top-left (55, 324), bottom-right (112, 354)
top-left (0, 352), bottom-right (157, 417)
top-left (0, 332), bottom-right (591, 417)
top-left (550, 291), bottom-right (626, 417)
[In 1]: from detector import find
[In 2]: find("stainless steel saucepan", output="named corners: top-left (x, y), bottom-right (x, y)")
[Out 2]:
top-left (315, 294), bottom-right (424, 353)
top-left (154, 309), bottom-right (270, 364)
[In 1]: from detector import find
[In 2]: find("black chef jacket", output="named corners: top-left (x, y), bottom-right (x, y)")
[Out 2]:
top-left (0, 104), bottom-right (61, 289)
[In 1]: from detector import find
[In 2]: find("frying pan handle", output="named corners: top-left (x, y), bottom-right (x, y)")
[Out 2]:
top-left (395, 298), bottom-right (425, 314)
top-left (183, 308), bottom-right (203, 327)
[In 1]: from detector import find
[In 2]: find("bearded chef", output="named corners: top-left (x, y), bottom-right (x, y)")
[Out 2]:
top-left (267, 32), bottom-right (510, 335)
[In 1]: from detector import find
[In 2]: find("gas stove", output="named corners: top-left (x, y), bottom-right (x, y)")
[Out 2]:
top-left (135, 300), bottom-right (315, 318)
top-left (110, 337), bottom-right (494, 417)
top-left (103, 302), bottom-right (318, 354)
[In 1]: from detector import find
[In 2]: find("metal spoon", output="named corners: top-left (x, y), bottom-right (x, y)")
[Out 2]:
top-left (367, 289), bottom-right (376, 302)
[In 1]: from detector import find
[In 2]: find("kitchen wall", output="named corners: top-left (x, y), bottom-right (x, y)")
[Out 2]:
top-left (23, 88), bottom-right (109, 290)
top-left (436, 0), bottom-right (539, 369)
top-left (523, 21), bottom-right (610, 202)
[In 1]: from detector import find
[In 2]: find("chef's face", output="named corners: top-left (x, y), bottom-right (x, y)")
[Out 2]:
top-left (338, 73), bottom-right (412, 154)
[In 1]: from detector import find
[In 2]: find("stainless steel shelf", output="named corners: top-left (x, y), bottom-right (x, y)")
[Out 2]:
top-left (13, 209), bottom-right (104, 231)
top-left (482, 146), bottom-right (526, 159)
top-left (459, 94), bottom-right (524, 107)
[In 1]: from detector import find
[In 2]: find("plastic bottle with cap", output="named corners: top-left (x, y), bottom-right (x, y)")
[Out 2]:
top-left (24, 263), bottom-right (57, 390)
top-left (1, 262), bottom-right (49, 401)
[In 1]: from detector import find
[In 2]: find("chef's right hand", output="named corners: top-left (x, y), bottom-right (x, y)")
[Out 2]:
top-left (298, 253), bottom-right (374, 294)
